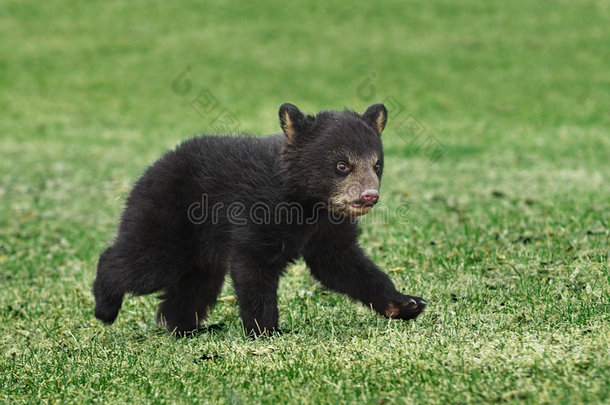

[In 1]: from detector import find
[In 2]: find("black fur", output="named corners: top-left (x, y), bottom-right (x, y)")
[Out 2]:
top-left (93, 104), bottom-right (427, 336)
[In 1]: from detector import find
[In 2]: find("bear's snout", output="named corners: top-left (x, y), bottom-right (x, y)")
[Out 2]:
top-left (360, 189), bottom-right (379, 205)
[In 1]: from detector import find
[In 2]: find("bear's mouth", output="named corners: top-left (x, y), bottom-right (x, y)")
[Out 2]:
top-left (350, 200), bottom-right (375, 209)
top-left (347, 199), bottom-right (375, 215)
top-left (327, 198), bottom-right (377, 217)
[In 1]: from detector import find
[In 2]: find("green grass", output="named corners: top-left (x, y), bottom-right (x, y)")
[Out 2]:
top-left (1, 0), bottom-right (609, 403)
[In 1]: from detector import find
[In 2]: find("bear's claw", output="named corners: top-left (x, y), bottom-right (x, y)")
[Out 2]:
top-left (385, 296), bottom-right (427, 320)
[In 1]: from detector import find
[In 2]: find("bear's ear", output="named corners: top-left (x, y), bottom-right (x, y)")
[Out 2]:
top-left (362, 103), bottom-right (388, 135)
top-left (279, 103), bottom-right (312, 140)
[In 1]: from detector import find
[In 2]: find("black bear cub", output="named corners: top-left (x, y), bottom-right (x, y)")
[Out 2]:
top-left (93, 103), bottom-right (427, 336)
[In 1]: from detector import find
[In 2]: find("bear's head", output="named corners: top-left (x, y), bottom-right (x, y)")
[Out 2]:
top-left (279, 103), bottom-right (387, 217)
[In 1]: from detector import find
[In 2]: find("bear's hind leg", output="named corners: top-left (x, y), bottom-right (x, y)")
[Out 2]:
top-left (94, 244), bottom-right (173, 325)
top-left (93, 247), bottom-right (126, 324)
top-left (157, 261), bottom-right (227, 336)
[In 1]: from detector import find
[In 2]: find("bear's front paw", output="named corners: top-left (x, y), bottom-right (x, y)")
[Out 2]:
top-left (384, 296), bottom-right (427, 320)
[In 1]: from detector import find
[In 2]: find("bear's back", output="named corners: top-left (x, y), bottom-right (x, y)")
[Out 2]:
top-left (176, 134), bottom-right (285, 199)
top-left (123, 134), bottom-right (286, 226)
top-left (117, 134), bottom-right (287, 256)
top-left (179, 134), bottom-right (283, 175)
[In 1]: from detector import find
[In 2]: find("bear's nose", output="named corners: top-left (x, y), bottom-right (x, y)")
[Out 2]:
top-left (360, 189), bottom-right (379, 205)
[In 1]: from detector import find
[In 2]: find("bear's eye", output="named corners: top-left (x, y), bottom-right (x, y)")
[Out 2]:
top-left (336, 161), bottom-right (351, 174)
top-left (374, 163), bottom-right (381, 173)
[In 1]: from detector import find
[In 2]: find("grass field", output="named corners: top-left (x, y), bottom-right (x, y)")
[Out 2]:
top-left (1, 0), bottom-right (609, 403)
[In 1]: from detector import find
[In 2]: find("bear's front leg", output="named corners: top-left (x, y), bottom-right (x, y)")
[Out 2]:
top-left (304, 222), bottom-right (427, 320)
top-left (230, 254), bottom-right (283, 337)
top-left (307, 248), bottom-right (427, 320)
